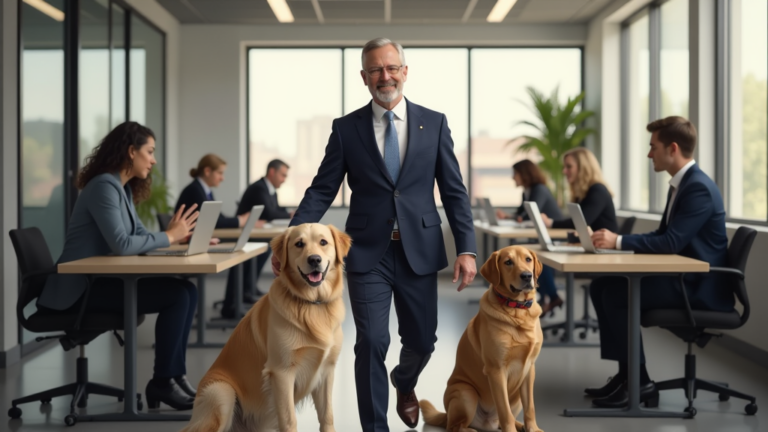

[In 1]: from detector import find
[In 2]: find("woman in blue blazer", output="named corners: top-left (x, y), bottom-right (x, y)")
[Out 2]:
top-left (175, 154), bottom-right (254, 229)
top-left (38, 122), bottom-right (199, 411)
top-left (496, 159), bottom-right (563, 314)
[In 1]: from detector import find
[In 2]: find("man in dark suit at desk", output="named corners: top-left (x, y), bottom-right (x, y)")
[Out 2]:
top-left (272, 38), bottom-right (477, 431)
top-left (588, 116), bottom-right (730, 408)
top-left (219, 160), bottom-right (293, 318)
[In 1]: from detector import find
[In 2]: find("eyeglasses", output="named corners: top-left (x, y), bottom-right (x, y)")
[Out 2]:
top-left (364, 65), bottom-right (404, 78)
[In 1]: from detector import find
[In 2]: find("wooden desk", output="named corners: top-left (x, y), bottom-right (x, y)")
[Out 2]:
top-left (535, 249), bottom-right (709, 419)
top-left (58, 242), bottom-right (268, 423)
top-left (213, 226), bottom-right (287, 239)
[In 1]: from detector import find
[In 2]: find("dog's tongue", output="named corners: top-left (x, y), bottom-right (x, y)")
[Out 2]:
top-left (308, 272), bottom-right (323, 283)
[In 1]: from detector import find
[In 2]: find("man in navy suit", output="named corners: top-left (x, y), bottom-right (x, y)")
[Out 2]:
top-left (587, 116), bottom-right (731, 408)
top-left (273, 38), bottom-right (477, 431)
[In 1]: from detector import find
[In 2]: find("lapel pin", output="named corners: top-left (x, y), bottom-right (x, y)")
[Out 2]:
top-left (419, 125), bottom-right (423, 129)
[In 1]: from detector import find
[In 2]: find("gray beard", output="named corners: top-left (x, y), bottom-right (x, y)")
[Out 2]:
top-left (376, 86), bottom-right (402, 103)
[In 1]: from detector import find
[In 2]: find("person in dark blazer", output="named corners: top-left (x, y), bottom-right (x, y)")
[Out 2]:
top-left (217, 159), bottom-right (292, 318)
top-left (495, 159), bottom-right (564, 314)
top-left (272, 38), bottom-right (477, 431)
top-left (175, 154), bottom-right (255, 229)
top-left (587, 116), bottom-right (730, 408)
top-left (540, 146), bottom-right (619, 233)
top-left (496, 159), bottom-right (562, 222)
top-left (39, 122), bottom-right (200, 410)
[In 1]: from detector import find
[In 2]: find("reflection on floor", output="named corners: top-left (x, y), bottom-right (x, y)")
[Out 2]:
top-left (2, 273), bottom-right (766, 431)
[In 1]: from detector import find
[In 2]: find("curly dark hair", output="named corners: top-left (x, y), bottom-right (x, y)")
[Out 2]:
top-left (76, 121), bottom-right (156, 202)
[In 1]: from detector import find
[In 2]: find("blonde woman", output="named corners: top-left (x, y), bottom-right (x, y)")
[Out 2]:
top-left (541, 147), bottom-right (619, 233)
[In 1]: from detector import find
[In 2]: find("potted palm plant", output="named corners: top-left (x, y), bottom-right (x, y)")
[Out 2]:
top-left (510, 86), bottom-right (596, 207)
top-left (135, 167), bottom-right (173, 230)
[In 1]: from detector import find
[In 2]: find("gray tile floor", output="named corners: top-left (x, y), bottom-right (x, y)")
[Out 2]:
top-left (2, 273), bottom-right (766, 431)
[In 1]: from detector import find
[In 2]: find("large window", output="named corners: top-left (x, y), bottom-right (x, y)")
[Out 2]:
top-left (621, 0), bottom-right (689, 213)
top-left (248, 47), bottom-right (582, 207)
top-left (729, 0), bottom-right (768, 221)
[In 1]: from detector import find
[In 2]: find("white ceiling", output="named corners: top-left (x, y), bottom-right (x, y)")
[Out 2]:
top-left (156, 0), bottom-right (616, 25)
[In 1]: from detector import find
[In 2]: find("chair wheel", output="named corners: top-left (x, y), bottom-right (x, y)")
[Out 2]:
top-left (65, 413), bottom-right (78, 426)
top-left (719, 393), bottom-right (730, 401)
top-left (8, 406), bottom-right (22, 419)
top-left (684, 407), bottom-right (697, 416)
top-left (745, 403), bottom-right (757, 415)
top-left (551, 328), bottom-right (559, 336)
top-left (41, 398), bottom-right (51, 404)
top-left (579, 332), bottom-right (587, 340)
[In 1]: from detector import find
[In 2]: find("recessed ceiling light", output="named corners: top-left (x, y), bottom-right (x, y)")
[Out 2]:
top-left (267, 0), bottom-right (295, 23)
top-left (487, 0), bottom-right (518, 23)
top-left (23, 0), bottom-right (65, 22)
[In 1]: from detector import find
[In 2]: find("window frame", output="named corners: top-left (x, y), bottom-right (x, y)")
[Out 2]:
top-left (244, 45), bottom-right (584, 208)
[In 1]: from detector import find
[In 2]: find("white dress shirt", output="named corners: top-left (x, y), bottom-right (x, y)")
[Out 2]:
top-left (371, 99), bottom-right (408, 168)
top-left (265, 176), bottom-right (277, 196)
top-left (197, 177), bottom-right (213, 198)
top-left (616, 159), bottom-right (696, 250)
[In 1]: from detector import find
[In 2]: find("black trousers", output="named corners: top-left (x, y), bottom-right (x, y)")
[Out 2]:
top-left (346, 240), bottom-right (438, 432)
top-left (84, 277), bottom-right (197, 379)
top-left (590, 276), bottom-right (686, 364)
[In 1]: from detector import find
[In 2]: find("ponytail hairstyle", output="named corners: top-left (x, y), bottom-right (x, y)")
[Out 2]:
top-left (190, 154), bottom-right (227, 178)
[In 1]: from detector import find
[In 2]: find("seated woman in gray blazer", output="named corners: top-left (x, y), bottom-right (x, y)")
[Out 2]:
top-left (38, 122), bottom-right (199, 411)
top-left (495, 159), bottom-right (564, 315)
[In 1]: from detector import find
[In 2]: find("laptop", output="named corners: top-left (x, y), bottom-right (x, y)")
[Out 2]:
top-left (478, 197), bottom-right (532, 228)
top-left (208, 205), bottom-right (265, 253)
top-left (524, 201), bottom-right (584, 253)
top-left (568, 203), bottom-right (634, 254)
top-left (144, 201), bottom-right (222, 256)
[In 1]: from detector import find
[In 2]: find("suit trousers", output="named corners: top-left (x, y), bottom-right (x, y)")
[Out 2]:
top-left (80, 277), bottom-right (197, 379)
top-left (590, 276), bottom-right (686, 364)
top-left (346, 240), bottom-right (438, 432)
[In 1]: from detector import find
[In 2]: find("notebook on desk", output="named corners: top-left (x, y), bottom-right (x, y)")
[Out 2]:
top-left (144, 201), bottom-right (222, 256)
top-left (568, 203), bottom-right (633, 254)
top-left (208, 205), bottom-right (265, 253)
top-left (524, 201), bottom-right (584, 253)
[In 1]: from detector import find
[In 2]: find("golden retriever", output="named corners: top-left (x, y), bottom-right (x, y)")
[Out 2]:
top-left (180, 223), bottom-right (352, 432)
top-left (420, 246), bottom-right (545, 432)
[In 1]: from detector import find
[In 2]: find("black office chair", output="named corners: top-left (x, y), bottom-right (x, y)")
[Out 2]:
top-left (641, 226), bottom-right (758, 417)
top-left (574, 216), bottom-right (637, 339)
top-left (7, 228), bottom-right (145, 426)
top-left (156, 213), bottom-right (172, 231)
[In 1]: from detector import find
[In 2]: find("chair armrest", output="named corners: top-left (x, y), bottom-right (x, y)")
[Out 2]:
top-left (20, 267), bottom-right (57, 284)
top-left (709, 267), bottom-right (745, 279)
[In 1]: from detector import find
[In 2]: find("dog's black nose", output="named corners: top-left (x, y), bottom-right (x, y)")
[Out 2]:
top-left (520, 272), bottom-right (533, 282)
top-left (307, 255), bottom-right (323, 267)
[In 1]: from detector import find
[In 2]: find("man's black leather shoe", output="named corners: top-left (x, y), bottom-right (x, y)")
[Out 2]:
top-left (592, 381), bottom-right (659, 408)
top-left (584, 374), bottom-right (625, 398)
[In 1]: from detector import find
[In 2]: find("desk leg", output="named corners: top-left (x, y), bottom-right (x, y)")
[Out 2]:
top-left (564, 272), bottom-right (575, 343)
top-left (188, 275), bottom-right (225, 349)
top-left (208, 263), bottom-right (246, 329)
top-left (77, 276), bottom-right (190, 422)
top-left (563, 274), bottom-right (691, 418)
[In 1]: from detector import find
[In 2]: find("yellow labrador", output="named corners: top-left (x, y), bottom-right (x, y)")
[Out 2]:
top-left (180, 223), bottom-right (352, 432)
top-left (420, 246), bottom-right (545, 432)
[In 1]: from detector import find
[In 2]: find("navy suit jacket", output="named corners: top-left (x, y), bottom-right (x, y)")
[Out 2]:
top-left (175, 179), bottom-right (239, 229)
top-left (291, 99), bottom-right (477, 275)
top-left (621, 164), bottom-right (731, 311)
top-left (236, 177), bottom-right (291, 221)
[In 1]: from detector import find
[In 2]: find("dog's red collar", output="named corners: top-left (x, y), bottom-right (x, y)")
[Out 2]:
top-left (493, 289), bottom-right (534, 309)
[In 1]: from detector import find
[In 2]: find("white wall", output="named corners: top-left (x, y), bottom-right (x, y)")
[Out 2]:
top-left (177, 23), bottom-right (587, 217)
top-left (1, 0), bottom-right (20, 359)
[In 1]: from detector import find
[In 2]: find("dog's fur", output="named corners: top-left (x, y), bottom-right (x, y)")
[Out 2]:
top-left (420, 246), bottom-right (545, 432)
top-left (180, 223), bottom-right (352, 432)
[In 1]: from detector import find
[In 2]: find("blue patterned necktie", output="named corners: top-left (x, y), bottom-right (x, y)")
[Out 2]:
top-left (383, 110), bottom-right (400, 184)
top-left (206, 191), bottom-right (214, 201)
